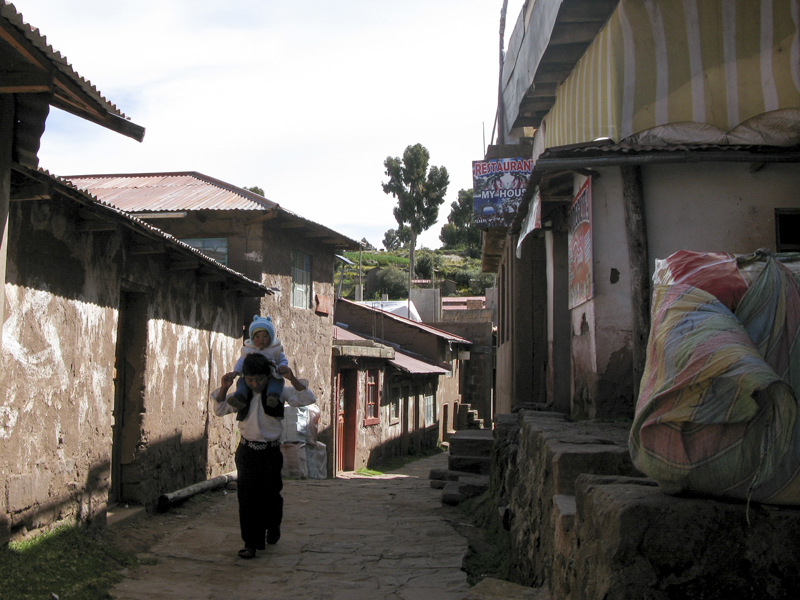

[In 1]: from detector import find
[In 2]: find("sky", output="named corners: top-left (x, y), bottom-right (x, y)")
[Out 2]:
top-left (16, 0), bottom-right (525, 250)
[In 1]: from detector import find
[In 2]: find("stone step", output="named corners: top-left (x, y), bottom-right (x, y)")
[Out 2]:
top-left (449, 430), bottom-right (494, 458)
top-left (462, 577), bottom-right (549, 599)
top-left (441, 475), bottom-right (490, 505)
top-left (429, 467), bottom-right (477, 482)
top-left (449, 454), bottom-right (492, 475)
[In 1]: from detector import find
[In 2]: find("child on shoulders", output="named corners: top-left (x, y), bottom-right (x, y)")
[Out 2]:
top-left (228, 315), bottom-right (288, 419)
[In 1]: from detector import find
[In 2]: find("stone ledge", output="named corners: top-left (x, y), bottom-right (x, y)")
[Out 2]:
top-left (567, 474), bottom-right (800, 600)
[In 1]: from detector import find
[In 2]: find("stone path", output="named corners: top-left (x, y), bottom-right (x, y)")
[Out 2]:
top-left (111, 452), bottom-right (472, 600)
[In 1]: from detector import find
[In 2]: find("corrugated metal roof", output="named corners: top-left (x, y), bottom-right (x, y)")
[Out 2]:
top-left (333, 325), bottom-right (367, 342)
top-left (333, 326), bottom-right (449, 374)
top-left (66, 172), bottom-right (275, 213)
top-left (65, 171), bottom-right (361, 250)
top-left (13, 166), bottom-right (269, 296)
top-left (389, 352), bottom-right (449, 375)
top-left (1, 2), bottom-right (144, 140)
top-left (338, 298), bottom-right (472, 345)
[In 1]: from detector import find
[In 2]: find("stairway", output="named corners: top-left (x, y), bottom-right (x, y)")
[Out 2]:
top-left (430, 429), bottom-right (494, 505)
top-left (456, 402), bottom-right (484, 429)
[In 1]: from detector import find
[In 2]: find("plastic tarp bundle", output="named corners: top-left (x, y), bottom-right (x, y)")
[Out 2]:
top-left (629, 250), bottom-right (800, 504)
top-left (280, 405), bottom-right (320, 445)
top-left (280, 442), bottom-right (327, 479)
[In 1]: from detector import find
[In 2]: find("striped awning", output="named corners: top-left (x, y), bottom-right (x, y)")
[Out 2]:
top-left (544, 0), bottom-right (800, 148)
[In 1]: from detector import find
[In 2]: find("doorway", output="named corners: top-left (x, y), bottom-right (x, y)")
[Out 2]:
top-left (111, 291), bottom-right (148, 505)
top-left (335, 369), bottom-right (357, 473)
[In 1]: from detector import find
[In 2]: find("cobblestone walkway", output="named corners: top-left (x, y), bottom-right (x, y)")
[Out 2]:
top-left (111, 452), bottom-right (471, 600)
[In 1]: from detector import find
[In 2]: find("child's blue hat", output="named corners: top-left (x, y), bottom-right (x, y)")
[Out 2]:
top-left (249, 315), bottom-right (274, 343)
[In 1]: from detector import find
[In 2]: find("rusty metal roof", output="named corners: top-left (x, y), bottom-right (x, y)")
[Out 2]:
top-left (0, 2), bottom-right (144, 141)
top-left (389, 351), bottom-right (449, 375)
top-left (333, 326), bottom-right (449, 374)
top-left (66, 172), bottom-right (276, 212)
top-left (11, 165), bottom-right (269, 297)
top-left (337, 298), bottom-right (472, 345)
top-left (66, 171), bottom-right (361, 250)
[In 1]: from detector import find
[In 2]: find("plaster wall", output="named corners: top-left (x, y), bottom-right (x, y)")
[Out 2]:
top-left (643, 162), bottom-right (800, 260)
top-left (570, 171), bottom-right (634, 419)
top-left (1, 200), bottom-right (244, 541)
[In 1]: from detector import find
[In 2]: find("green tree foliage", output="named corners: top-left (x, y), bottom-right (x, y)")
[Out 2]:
top-left (440, 189), bottom-right (481, 250)
top-left (382, 226), bottom-right (412, 251)
top-left (243, 185), bottom-right (265, 196)
top-left (375, 266), bottom-right (409, 299)
top-left (382, 144), bottom-right (449, 281)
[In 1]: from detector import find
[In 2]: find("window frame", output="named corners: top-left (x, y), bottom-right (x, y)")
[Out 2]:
top-left (291, 250), bottom-right (312, 309)
top-left (180, 237), bottom-right (228, 266)
top-left (424, 384), bottom-right (436, 427)
top-left (363, 368), bottom-right (381, 426)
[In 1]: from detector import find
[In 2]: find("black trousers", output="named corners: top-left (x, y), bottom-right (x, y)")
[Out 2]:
top-left (234, 441), bottom-right (284, 550)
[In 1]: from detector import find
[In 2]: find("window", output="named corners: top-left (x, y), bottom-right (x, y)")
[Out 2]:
top-left (181, 238), bottom-right (227, 266)
top-left (291, 250), bottom-right (312, 308)
top-left (424, 386), bottom-right (435, 427)
top-left (364, 369), bottom-right (380, 426)
top-left (776, 209), bottom-right (800, 252)
top-left (388, 383), bottom-right (400, 423)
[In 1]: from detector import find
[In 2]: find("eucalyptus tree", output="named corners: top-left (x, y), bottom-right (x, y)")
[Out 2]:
top-left (382, 143), bottom-right (449, 286)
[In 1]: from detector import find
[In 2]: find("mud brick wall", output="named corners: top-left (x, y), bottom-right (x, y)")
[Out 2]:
top-left (259, 221), bottom-right (336, 449)
top-left (1, 200), bottom-right (245, 542)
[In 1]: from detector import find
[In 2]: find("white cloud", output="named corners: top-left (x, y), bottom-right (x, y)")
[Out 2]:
top-left (22, 0), bottom-right (502, 249)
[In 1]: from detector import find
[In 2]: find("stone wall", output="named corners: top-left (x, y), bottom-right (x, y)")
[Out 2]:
top-left (260, 220), bottom-right (336, 450)
top-left (492, 410), bottom-right (800, 599)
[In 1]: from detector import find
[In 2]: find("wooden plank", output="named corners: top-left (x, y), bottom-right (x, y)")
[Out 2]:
top-left (621, 165), bottom-right (650, 399)
top-left (169, 260), bottom-right (199, 270)
top-left (10, 180), bottom-right (50, 201)
top-left (78, 220), bottom-right (116, 232)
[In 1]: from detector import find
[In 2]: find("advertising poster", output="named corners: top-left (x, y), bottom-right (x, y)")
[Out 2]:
top-left (568, 178), bottom-right (593, 308)
top-left (472, 157), bottom-right (533, 228)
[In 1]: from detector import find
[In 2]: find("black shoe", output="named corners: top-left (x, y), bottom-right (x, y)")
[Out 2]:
top-left (238, 547), bottom-right (257, 559)
top-left (267, 527), bottom-right (281, 545)
top-left (264, 394), bottom-right (284, 420)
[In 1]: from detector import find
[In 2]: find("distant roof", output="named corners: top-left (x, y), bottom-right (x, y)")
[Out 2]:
top-left (66, 172), bottom-right (276, 212)
top-left (338, 298), bottom-right (472, 345)
top-left (1, 2), bottom-right (144, 141)
top-left (65, 172), bottom-right (360, 251)
top-left (11, 165), bottom-right (269, 297)
top-left (333, 325), bottom-right (449, 374)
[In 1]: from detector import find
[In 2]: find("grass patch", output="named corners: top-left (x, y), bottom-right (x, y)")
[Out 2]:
top-left (0, 524), bottom-right (139, 600)
top-left (355, 467), bottom-right (383, 477)
top-left (355, 445), bottom-right (446, 476)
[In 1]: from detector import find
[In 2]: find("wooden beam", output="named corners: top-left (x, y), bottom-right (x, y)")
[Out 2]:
top-left (129, 243), bottom-right (165, 255)
top-left (245, 210), bottom-right (277, 226)
top-left (169, 259), bottom-right (200, 271)
top-left (0, 70), bottom-right (54, 93)
top-left (621, 165), bottom-right (650, 401)
top-left (78, 220), bottom-right (116, 232)
top-left (11, 181), bottom-right (51, 201)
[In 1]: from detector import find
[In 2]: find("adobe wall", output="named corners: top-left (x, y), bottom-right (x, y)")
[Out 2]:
top-left (1, 200), bottom-right (243, 542)
top-left (260, 220), bottom-right (336, 451)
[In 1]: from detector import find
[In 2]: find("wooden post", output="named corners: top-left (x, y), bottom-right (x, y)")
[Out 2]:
top-left (621, 165), bottom-right (650, 400)
top-left (0, 95), bottom-right (14, 337)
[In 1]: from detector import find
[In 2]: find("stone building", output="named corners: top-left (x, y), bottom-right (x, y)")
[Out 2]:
top-left (66, 172), bottom-right (360, 469)
top-left (333, 298), bottom-right (471, 470)
top-left (331, 325), bottom-right (451, 471)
